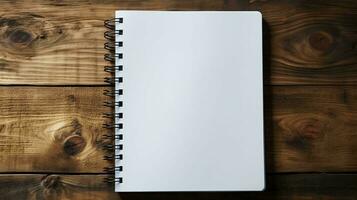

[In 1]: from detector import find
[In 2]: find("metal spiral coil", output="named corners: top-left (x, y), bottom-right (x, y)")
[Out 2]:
top-left (103, 101), bottom-right (123, 107)
top-left (104, 177), bottom-right (123, 184)
top-left (104, 77), bottom-right (123, 85)
top-left (104, 65), bottom-right (123, 73)
top-left (104, 166), bottom-right (123, 173)
top-left (103, 89), bottom-right (123, 97)
top-left (103, 17), bottom-right (124, 185)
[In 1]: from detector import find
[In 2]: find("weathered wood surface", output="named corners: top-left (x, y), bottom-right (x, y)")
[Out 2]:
top-left (0, 0), bottom-right (357, 85)
top-left (1, 174), bottom-right (357, 200)
top-left (1, 0), bottom-right (357, 199)
top-left (1, 86), bottom-right (357, 173)
top-left (266, 86), bottom-right (357, 172)
top-left (0, 174), bottom-right (121, 200)
top-left (0, 87), bottom-right (112, 172)
top-left (225, 0), bottom-right (357, 85)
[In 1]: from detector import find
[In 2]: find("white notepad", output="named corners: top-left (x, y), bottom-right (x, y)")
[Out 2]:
top-left (113, 11), bottom-right (264, 192)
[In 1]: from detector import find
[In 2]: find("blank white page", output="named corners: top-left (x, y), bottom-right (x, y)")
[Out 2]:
top-left (115, 11), bottom-right (264, 192)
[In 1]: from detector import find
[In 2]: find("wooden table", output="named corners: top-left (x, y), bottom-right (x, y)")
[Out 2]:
top-left (1, 0), bottom-right (357, 199)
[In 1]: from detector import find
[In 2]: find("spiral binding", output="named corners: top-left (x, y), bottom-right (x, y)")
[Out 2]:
top-left (103, 18), bottom-right (124, 184)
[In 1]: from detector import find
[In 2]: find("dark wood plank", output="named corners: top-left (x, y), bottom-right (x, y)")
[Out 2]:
top-left (224, 0), bottom-right (357, 85)
top-left (0, 0), bottom-right (357, 85)
top-left (1, 86), bottom-right (357, 173)
top-left (1, 174), bottom-right (357, 200)
top-left (267, 86), bottom-right (357, 172)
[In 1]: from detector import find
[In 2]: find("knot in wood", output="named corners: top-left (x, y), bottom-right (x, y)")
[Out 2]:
top-left (41, 175), bottom-right (60, 189)
top-left (0, 13), bottom-right (63, 54)
top-left (309, 31), bottom-right (334, 53)
top-left (280, 114), bottom-right (327, 150)
top-left (8, 29), bottom-right (32, 44)
top-left (63, 135), bottom-right (86, 156)
top-left (297, 120), bottom-right (323, 139)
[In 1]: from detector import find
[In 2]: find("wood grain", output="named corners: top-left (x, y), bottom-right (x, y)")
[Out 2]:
top-left (225, 0), bottom-right (357, 85)
top-left (267, 86), bottom-right (357, 172)
top-left (1, 174), bottom-right (357, 200)
top-left (0, 87), bottom-right (112, 172)
top-left (0, 0), bottom-right (357, 85)
top-left (1, 0), bottom-right (357, 198)
top-left (0, 174), bottom-right (121, 200)
top-left (1, 86), bottom-right (357, 173)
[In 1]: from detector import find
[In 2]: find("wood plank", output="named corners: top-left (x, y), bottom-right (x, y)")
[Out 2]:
top-left (1, 174), bottom-right (357, 200)
top-left (0, 174), bottom-right (121, 200)
top-left (0, 0), bottom-right (357, 85)
top-left (225, 0), bottom-right (357, 85)
top-left (1, 86), bottom-right (357, 173)
top-left (267, 86), bottom-right (357, 172)
top-left (0, 87), bottom-right (112, 172)
top-left (123, 0), bottom-right (356, 85)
